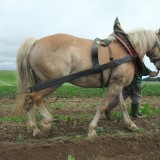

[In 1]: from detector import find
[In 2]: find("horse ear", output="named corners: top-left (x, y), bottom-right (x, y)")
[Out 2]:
top-left (113, 17), bottom-right (125, 33)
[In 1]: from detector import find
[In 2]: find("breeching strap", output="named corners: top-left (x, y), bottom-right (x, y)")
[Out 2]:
top-left (28, 55), bottom-right (132, 92)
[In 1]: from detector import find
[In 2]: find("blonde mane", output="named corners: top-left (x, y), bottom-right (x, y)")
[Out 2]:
top-left (108, 28), bottom-right (160, 58)
top-left (128, 29), bottom-right (160, 57)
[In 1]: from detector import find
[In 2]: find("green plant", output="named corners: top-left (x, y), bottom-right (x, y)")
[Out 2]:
top-left (16, 134), bottom-right (24, 142)
top-left (54, 102), bottom-right (64, 110)
top-left (111, 111), bottom-right (122, 121)
top-left (67, 155), bottom-right (75, 160)
top-left (115, 130), bottom-right (127, 136)
top-left (153, 107), bottom-right (160, 115)
top-left (58, 135), bottom-right (69, 141)
top-left (140, 103), bottom-right (153, 117)
top-left (96, 127), bottom-right (106, 136)
top-left (75, 134), bottom-right (83, 140)
top-left (66, 115), bottom-right (76, 125)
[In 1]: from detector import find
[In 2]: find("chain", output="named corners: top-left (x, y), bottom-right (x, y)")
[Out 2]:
top-left (16, 88), bottom-right (31, 94)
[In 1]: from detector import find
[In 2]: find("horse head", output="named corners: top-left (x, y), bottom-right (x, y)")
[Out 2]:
top-left (146, 29), bottom-right (160, 71)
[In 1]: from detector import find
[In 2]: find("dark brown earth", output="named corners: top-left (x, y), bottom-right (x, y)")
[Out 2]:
top-left (0, 96), bottom-right (160, 160)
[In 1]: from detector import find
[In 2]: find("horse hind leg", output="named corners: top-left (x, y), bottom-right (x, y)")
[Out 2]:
top-left (25, 95), bottom-right (41, 137)
top-left (37, 100), bottom-right (53, 136)
top-left (29, 86), bottom-right (61, 137)
top-left (27, 93), bottom-right (52, 137)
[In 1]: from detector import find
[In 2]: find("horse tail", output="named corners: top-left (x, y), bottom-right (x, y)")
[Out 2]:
top-left (14, 38), bottom-right (37, 114)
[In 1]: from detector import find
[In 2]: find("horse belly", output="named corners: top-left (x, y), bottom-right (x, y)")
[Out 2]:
top-left (70, 70), bottom-right (110, 88)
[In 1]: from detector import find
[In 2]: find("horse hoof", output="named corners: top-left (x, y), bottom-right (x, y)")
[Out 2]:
top-left (104, 108), bottom-right (112, 121)
top-left (40, 124), bottom-right (52, 136)
top-left (87, 130), bottom-right (98, 140)
top-left (33, 128), bottom-right (42, 138)
top-left (129, 124), bottom-right (139, 132)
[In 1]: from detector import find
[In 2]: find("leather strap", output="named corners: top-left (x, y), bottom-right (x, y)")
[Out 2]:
top-left (114, 31), bottom-right (145, 74)
top-left (91, 41), bottom-right (105, 88)
top-left (28, 55), bottom-right (132, 92)
top-left (91, 41), bottom-right (100, 73)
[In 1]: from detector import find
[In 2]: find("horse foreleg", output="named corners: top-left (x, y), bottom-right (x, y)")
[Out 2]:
top-left (119, 93), bottom-right (139, 131)
top-left (105, 96), bottom-right (119, 120)
top-left (105, 88), bottom-right (129, 120)
top-left (88, 84), bottom-right (121, 139)
top-left (88, 109), bottom-right (101, 139)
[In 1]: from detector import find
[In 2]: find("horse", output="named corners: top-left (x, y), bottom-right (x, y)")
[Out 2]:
top-left (15, 27), bottom-right (160, 139)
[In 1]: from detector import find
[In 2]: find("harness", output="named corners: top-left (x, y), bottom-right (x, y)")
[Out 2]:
top-left (91, 38), bottom-right (112, 88)
top-left (26, 18), bottom-right (145, 93)
top-left (147, 41), bottom-right (160, 63)
top-left (113, 18), bottom-right (146, 74)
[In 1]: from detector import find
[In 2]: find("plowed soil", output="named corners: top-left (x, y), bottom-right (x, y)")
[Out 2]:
top-left (0, 96), bottom-right (160, 160)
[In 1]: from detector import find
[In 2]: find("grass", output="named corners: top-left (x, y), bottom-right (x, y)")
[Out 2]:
top-left (140, 103), bottom-right (153, 117)
top-left (0, 70), bottom-right (16, 86)
top-left (1, 81), bottom-right (160, 99)
top-left (142, 81), bottom-right (160, 95)
top-left (0, 116), bottom-right (27, 123)
top-left (0, 86), bottom-right (17, 98)
top-left (1, 70), bottom-right (160, 98)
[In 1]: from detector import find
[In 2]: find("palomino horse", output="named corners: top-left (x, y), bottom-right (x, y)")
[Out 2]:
top-left (15, 28), bottom-right (160, 139)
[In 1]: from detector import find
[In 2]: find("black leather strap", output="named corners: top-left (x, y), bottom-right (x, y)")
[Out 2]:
top-left (91, 41), bottom-right (105, 88)
top-left (114, 30), bottom-right (145, 74)
top-left (91, 41), bottom-right (100, 73)
top-left (28, 55), bottom-right (132, 92)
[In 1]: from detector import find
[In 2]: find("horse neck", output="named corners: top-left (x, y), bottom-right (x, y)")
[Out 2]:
top-left (128, 29), bottom-right (156, 59)
top-left (138, 47), bottom-right (146, 59)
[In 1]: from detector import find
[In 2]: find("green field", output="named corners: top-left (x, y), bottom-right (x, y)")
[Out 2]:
top-left (0, 70), bottom-right (160, 98)
top-left (0, 70), bottom-right (16, 86)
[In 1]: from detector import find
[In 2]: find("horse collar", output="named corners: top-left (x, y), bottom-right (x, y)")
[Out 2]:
top-left (113, 31), bottom-right (146, 74)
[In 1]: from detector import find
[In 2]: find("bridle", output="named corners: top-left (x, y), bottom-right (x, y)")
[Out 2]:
top-left (146, 40), bottom-right (160, 64)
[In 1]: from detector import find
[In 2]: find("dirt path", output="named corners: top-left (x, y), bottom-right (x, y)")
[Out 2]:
top-left (1, 134), bottom-right (160, 160)
top-left (0, 96), bottom-right (160, 160)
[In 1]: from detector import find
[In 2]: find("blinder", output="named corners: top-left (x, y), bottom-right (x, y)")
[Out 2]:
top-left (146, 41), bottom-right (158, 56)
top-left (146, 41), bottom-right (160, 64)
top-left (150, 57), bottom-right (160, 63)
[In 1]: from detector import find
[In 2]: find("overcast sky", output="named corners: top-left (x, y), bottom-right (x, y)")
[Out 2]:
top-left (0, 0), bottom-right (160, 70)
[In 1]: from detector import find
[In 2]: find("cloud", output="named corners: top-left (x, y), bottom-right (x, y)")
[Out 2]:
top-left (0, 0), bottom-right (160, 70)
top-left (0, 62), bottom-right (16, 70)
